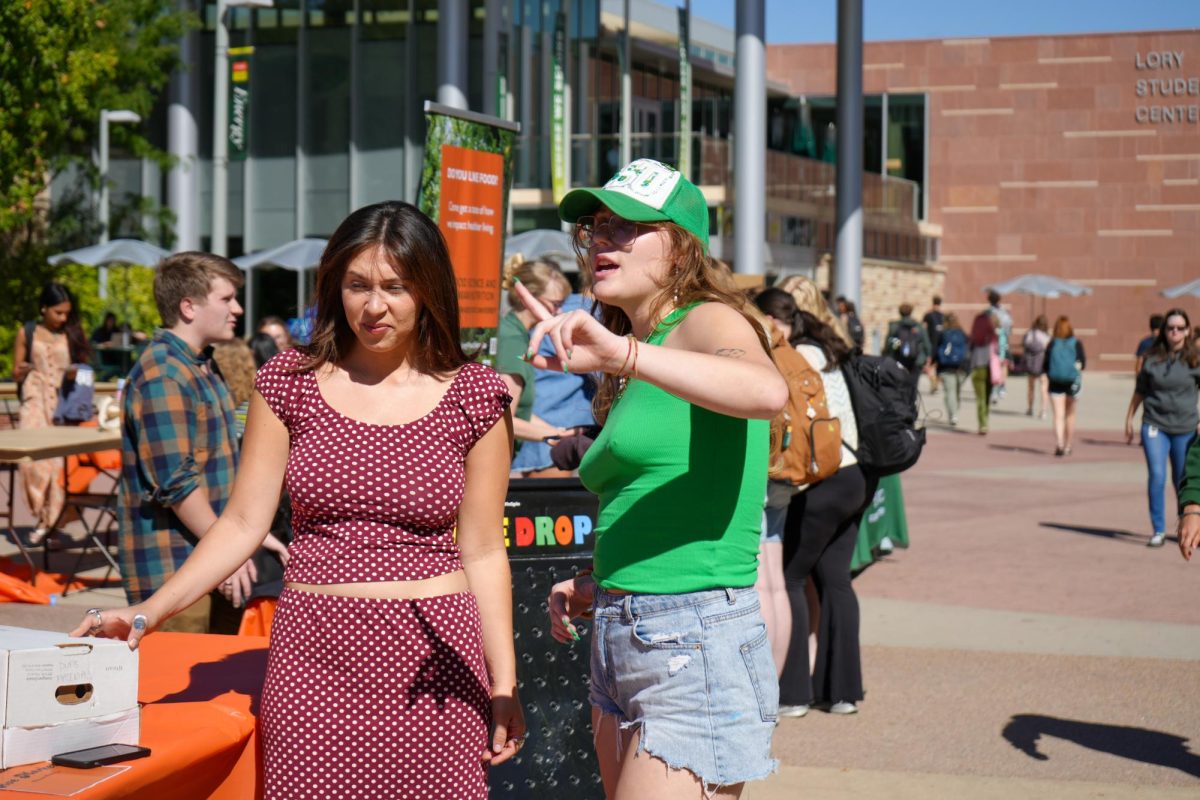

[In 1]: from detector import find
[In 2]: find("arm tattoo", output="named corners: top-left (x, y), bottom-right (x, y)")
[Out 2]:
top-left (714, 348), bottom-right (745, 359)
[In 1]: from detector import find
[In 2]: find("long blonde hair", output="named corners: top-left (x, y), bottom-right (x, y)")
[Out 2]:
top-left (777, 275), bottom-right (852, 346)
top-left (500, 256), bottom-right (568, 309)
top-left (580, 223), bottom-right (771, 423)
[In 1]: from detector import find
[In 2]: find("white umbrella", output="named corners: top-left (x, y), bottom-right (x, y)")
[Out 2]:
top-left (233, 238), bottom-right (328, 332)
top-left (48, 238), bottom-right (170, 330)
top-left (504, 229), bottom-right (576, 270)
top-left (1161, 278), bottom-right (1200, 299)
top-left (47, 238), bottom-right (169, 269)
top-left (982, 274), bottom-right (1093, 299)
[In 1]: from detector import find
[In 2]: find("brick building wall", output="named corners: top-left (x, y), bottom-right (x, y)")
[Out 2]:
top-left (768, 30), bottom-right (1200, 367)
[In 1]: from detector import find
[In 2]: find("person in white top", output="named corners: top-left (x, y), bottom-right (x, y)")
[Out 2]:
top-left (754, 288), bottom-right (870, 719)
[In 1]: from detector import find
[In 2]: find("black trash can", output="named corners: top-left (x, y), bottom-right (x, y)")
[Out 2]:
top-left (488, 478), bottom-right (604, 799)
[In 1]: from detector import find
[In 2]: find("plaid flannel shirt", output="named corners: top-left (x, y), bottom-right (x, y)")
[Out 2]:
top-left (118, 329), bottom-right (239, 603)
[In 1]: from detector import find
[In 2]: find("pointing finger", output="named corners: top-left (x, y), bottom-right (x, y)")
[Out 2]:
top-left (513, 280), bottom-right (554, 323)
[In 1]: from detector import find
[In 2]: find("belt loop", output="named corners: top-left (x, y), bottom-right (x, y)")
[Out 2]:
top-left (621, 594), bottom-right (633, 623)
top-left (725, 587), bottom-right (736, 604)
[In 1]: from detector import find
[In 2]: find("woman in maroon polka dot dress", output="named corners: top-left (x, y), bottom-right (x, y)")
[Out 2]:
top-left (74, 201), bottom-right (525, 799)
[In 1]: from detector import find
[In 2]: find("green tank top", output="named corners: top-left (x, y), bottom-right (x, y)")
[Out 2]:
top-left (578, 303), bottom-right (770, 594)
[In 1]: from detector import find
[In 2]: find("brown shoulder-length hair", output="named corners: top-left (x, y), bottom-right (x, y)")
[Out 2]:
top-left (295, 201), bottom-right (467, 376)
top-left (1052, 316), bottom-right (1073, 339)
top-left (575, 222), bottom-right (771, 423)
top-left (1147, 307), bottom-right (1199, 368)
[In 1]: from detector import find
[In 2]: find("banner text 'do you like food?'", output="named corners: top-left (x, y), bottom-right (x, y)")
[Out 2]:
top-left (438, 145), bottom-right (504, 329)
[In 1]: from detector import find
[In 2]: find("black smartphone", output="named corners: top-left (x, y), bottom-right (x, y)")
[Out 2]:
top-left (51, 743), bottom-right (152, 768)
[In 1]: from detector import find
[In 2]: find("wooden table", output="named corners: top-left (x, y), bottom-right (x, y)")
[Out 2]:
top-left (0, 633), bottom-right (265, 800)
top-left (0, 382), bottom-right (120, 403)
top-left (0, 427), bottom-right (123, 576)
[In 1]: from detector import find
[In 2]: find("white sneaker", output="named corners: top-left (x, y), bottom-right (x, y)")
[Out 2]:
top-left (1148, 532), bottom-right (1166, 548)
top-left (778, 704), bottom-right (809, 718)
top-left (829, 701), bottom-right (858, 715)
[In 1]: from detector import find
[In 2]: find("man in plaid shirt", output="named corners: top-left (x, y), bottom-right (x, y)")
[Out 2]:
top-left (118, 252), bottom-right (252, 633)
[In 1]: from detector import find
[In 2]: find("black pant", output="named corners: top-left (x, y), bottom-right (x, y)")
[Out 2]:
top-left (778, 465), bottom-right (871, 706)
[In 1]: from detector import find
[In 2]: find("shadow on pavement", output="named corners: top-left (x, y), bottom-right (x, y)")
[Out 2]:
top-left (1039, 522), bottom-right (1146, 544)
top-left (1079, 437), bottom-right (1131, 448)
top-left (988, 444), bottom-right (1050, 455)
top-left (1002, 714), bottom-right (1200, 778)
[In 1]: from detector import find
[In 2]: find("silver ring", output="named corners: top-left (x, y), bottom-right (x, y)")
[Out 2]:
top-left (85, 607), bottom-right (103, 632)
top-left (131, 614), bottom-right (148, 632)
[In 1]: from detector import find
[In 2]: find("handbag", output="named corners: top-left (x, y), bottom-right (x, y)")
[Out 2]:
top-left (54, 365), bottom-right (96, 424)
top-left (988, 344), bottom-right (1004, 386)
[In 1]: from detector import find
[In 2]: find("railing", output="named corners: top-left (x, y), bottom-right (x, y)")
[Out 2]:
top-left (510, 133), bottom-right (920, 222)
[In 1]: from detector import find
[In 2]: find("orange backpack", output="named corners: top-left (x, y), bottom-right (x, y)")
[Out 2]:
top-left (768, 331), bottom-right (843, 486)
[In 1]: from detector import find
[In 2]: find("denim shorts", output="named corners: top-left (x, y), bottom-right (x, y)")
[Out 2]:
top-left (588, 586), bottom-right (779, 787)
top-left (761, 506), bottom-right (786, 544)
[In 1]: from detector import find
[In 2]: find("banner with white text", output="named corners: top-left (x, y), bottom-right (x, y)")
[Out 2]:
top-left (417, 102), bottom-right (520, 364)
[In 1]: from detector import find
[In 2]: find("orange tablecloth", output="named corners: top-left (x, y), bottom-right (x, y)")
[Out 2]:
top-left (0, 632), bottom-right (267, 800)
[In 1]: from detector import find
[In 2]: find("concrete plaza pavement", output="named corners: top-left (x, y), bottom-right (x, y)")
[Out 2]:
top-left (3, 370), bottom-right (1198, 798)
top-left (748, 370), bottom-right (1200, 799)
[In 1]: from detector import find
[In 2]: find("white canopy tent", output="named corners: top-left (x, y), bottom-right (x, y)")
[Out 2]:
top-left (232, 238), bottom-right (328, 333)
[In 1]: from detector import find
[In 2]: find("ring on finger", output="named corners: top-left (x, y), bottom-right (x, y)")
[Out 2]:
top-left (85, 607), bottom-right (103, 633)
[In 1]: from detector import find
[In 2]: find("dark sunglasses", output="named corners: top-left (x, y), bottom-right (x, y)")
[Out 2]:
top-left (573, 215), bottom-right (652, 249)
top-left (1165, 325), bottom-right (1189, 332)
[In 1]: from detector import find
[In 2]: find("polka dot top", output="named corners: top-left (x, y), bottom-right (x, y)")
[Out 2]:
top-left (255, 349), bottom-right (511, 585)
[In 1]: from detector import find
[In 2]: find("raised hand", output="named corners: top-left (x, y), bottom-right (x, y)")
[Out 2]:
top-left (512, 280), bottom-right (626, 376)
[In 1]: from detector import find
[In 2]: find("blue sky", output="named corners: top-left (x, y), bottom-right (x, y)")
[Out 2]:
top-left (685, 0), bottom-right (1197, 44)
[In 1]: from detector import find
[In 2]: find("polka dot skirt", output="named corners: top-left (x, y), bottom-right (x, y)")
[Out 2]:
top-left (262, 588), bottom-right (492, 799)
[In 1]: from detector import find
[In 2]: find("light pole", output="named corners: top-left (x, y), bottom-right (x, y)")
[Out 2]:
top-left (98, 108), bottom-right (141, 299)
top-left (213, 0), bottom-right (273, 257)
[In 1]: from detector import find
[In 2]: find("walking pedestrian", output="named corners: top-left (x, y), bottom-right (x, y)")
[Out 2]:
top-left (1123, 309), bottom-right (1200, 548)
top-left (1023, 315), bottom-right (1051, 418)
top-left (75, 202), bottom-right (525, 799)
top-left (987, 290), bottom-right (1013, 401)
top-left (883, 303), bottom-right (931, 387)
top-left (543, 158), bottom-right (788, 798)
top-left (968, 311), bottom-right (999, 435)
top-left (1135, 314), bottom-right (1164, 375)
top-left (12, 283), bottom-right (91, 546)
top-left (934, 312), bottom-right (969, 426)
top-left (1046, 315), bottom-right (1086, 457)
top-left (771, 305), bottom-right (869, 719)
top-left (923, 295), bottom-right (946, 394)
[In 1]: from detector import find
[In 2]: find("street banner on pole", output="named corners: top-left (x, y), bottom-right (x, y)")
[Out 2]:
top-left (550, 10), bottom-right (568, 204)
top-left (677, 7), bottom-right (692, 178)
top-left (418, 102), bottom-right (520, 364)
top-left (228, 46), bottom-right (253, 162)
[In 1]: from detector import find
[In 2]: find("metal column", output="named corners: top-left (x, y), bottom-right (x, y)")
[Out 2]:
top-left (619, 0), bottom-right (631, 167)
top-left (168, 15), bottom-right (200, 251)
top-left (733, 0), bottom-right (765, 275)
top-left (437, 0), bottom-right (468, 109)
top-left (212, 0), bottom-right (231, 256)
top-left (833, 0), bottom-right (863, 308)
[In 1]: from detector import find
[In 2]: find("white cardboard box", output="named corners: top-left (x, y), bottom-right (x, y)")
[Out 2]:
top-left (0, 626), bottom-right (140, 769)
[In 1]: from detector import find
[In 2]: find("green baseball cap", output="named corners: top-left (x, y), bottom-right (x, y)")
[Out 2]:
top-left (558, 158), bottom-right (710, 251)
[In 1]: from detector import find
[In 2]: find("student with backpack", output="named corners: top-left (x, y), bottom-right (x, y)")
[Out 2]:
top-left (755, 289), bottom-right (869, 719)
top-left (923, 296), bottom-right (946, 394)
top-left (1023, 315), bottom-right (1052, 419)
top-left (1046, 316), bottom-right (1086, 456)
top-left (884, 303), bottom-right (931, 386)
top-left (934, 313), bottom-right (969, 426)
top-left (968, 311), bottom-right (1000, 435)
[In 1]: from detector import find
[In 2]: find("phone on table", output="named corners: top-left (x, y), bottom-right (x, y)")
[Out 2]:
top-left (51, 743), bottom-right (152, 768)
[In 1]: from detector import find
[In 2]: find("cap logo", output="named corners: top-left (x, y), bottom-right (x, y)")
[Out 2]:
top-left (603, 159), bottom-right (680, 211)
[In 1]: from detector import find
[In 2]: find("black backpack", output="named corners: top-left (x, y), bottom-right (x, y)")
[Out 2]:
top-left (886, 322), bottom-right (924, 370)
top-left (841, 354), bottom-right (926, 477)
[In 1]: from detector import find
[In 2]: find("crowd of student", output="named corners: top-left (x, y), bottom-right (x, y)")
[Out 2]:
top-left (8, 154), bottom-right (1196, 799)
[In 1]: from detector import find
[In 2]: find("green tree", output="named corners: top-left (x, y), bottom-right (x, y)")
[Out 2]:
top-left (0, 0), bottom-right (193, 377)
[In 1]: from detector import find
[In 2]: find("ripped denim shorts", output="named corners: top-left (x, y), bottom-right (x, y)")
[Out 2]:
top-left (588, 586), bottom-right (779, 788)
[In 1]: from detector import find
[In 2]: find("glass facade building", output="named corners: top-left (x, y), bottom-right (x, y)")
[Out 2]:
top-left (89, 0), bottom-right (934, 319)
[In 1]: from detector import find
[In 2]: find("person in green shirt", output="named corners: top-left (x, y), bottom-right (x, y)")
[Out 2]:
top-left (1179, 436), bottom-right (1200, 560)
top-left (527, 159), bottom-right (789, 798)
top-left (495, 257), bottom-right (574, 455)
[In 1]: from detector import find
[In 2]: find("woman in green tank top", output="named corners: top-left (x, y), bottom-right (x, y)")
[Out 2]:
top-left (513, 159), bottom-right (788, 798)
